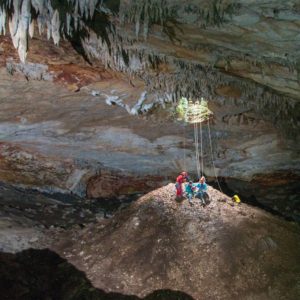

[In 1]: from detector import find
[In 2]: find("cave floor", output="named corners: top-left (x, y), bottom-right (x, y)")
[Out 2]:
top-left (1, 183), bottom-right (300, 299)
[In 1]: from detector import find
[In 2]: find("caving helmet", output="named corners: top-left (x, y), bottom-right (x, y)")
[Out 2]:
top-left (181, 171), bottom-right (188, 177)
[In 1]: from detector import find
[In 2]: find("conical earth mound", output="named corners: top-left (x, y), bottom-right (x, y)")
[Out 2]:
top-left (55, 184), bottom-right (300, 300)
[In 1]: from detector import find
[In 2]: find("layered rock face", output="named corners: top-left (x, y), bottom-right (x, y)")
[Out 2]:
top-left (0, 1), bottom-right (299, 219)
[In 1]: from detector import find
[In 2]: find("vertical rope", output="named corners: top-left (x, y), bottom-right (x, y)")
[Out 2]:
top-left (183, 123), bottom-right (186, 171)
top-left (199, 121), bottom-right (204, 177)
top-left (197, 123), bottom-right (201, 178)
top-left (193, 122), bottom-right (200, 179)
top-left (207, 119), bottom-right (223, 193)
top-left (196, 123), bottom-right (200, 179)
top-left (193, 123), bottom-right (197, 177)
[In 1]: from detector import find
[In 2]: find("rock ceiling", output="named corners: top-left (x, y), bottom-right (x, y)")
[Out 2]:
top-left (1, 1), bottom-right (299, 98)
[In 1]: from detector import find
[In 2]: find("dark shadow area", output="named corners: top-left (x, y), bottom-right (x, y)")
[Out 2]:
top-left (0, 248), bottom-right (194, 300)
top-left (0, 182), bottom-right (141, 229)
top-left (210, 178), bottom-right (299, 222)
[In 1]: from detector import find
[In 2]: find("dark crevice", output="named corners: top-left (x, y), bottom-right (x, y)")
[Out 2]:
top-left (0, 248), bottom-right (195, 300)
top-left (210, 179), bottom-right (299, 223)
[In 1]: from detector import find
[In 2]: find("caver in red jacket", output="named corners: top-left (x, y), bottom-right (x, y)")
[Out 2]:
top-left (175, 172), bottom-right (188, 197)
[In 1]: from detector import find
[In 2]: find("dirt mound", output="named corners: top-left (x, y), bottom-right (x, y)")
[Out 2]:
top-left (54, 184), bottom-right (300, 300)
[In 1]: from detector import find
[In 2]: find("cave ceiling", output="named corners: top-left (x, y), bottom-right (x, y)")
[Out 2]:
top-left (0, 0), bottom-right (299, 104)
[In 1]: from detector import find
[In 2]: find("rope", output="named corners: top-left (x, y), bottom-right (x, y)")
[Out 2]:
top-left (199, 120), bottom-right (204, 177)
top-left (193, 123), bottom-right (198, 177)
top-left (185, 100), bottom-right (222, 193)
top-left (196, 123), bottom-right (201, 178)
top-left (183, 123), bottom-right (186, 171)
top-left (207, 119), bottom-right (223, 193)
top-left (193, 122), bottom-right (200, 178)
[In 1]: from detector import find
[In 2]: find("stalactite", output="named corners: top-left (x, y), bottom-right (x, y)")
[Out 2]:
top-left (8, 0), bottom-right (31, 63)
top-left (66, 13), bottom-right (71, 36)
top-left (0, 6), bottom-right (6, 35)
top-left (119, 0), bottom-right (239, 40)
top-left (29, 20), bottom-right (34, 38)
top-left (1, 0), bottom-right (99, 62)
top-left (119, 0), bottom-right (172, 39)
top-left (51, 10), bottom-right (60, 45)
top-left (1, 0), bottom-right (298, 76)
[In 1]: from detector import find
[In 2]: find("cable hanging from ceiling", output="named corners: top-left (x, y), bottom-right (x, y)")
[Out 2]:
top-left (178, 97), bottom-right (222, 192)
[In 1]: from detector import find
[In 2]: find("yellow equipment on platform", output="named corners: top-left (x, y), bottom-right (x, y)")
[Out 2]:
top-left (232, 195), bottom-right (241, 203)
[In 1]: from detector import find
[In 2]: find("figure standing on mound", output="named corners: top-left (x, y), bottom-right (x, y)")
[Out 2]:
top-left (175, 171), bottom-right (189, 199)
top-left (185, 181), bottom-right (196, 204)
top-left (195, 176), bottom-right (209, 205)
